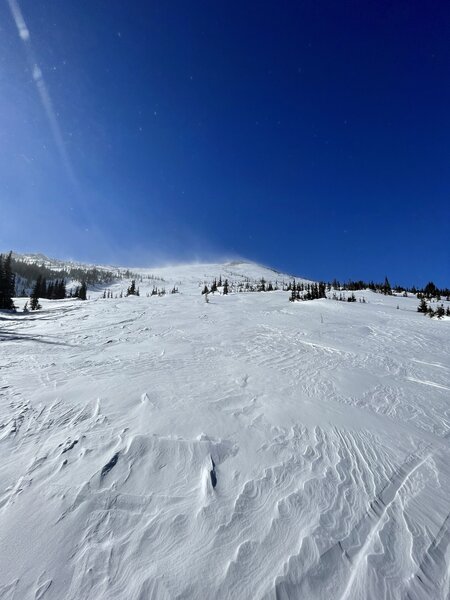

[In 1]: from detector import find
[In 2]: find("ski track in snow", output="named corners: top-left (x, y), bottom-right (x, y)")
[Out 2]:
top-left (0, 261), bottom-right (449, 599)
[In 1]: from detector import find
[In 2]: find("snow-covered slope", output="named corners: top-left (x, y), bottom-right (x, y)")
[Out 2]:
top-left (0, 261), bottom-right (449, 600)
top-left (10, 252), bottom-right (117, 274)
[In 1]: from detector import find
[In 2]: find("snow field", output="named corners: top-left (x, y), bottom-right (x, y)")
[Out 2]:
top-left (0, 262), bottom-right (449, 599)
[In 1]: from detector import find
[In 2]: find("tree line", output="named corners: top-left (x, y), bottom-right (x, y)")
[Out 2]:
top-left (29, 277), bottom-right (87, 310)
top-left (201, 276), bottom-right (282, 296)
top-left (289, 281), bottom-right (327, 302)
top-left (331, 277), bottom-right (449, 300)
top-left (10, 256), bottom-right (119, 290)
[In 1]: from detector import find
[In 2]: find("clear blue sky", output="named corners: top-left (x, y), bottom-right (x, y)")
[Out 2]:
top-left (1, 0), bottom-right (449, 286)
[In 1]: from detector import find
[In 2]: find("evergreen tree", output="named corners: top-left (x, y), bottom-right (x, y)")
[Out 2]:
top-left (202, 285), bottom-right (209, 295)
top-left (424, 281), bottom-right (438, 299)
top-left (223, 279), bottom-right (229, 295)
top-left (435, 306), bottom-right (445, 319)
top-left (417, 297), bottom-right (428, 313)
top-left (30, 276), bottom-right (42, 310)
top-left (0, 252), bottom-right (16, 310)
top-left (126, 280), bottom-right (136, 296)
top-left (79, 281), bottom-right (87, 301)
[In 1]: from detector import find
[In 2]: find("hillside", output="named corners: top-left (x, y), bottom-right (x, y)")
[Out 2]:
top-left (0, 260), bottom-right (449, 600)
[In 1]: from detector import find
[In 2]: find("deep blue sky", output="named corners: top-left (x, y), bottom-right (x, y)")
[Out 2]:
top-left (1, 1), bottom-right (449, 286)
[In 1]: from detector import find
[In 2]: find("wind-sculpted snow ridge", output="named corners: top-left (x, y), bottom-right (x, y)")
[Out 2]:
top-left (0, 262), bottom-right (449, 599)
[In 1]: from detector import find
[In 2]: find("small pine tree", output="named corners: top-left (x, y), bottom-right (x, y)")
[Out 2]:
top-left (126, 280), bottom-right (136, 296)
top-left (383, 276), bottom-right (392, 295)
top-left (223, 279), bottom-right (229, 295)
top-left (436, 306), bottom-right (445, 319)
top-left (30, 276), bottom-right (42, 310)
top-left (417, 297), bottom-right (428, 313)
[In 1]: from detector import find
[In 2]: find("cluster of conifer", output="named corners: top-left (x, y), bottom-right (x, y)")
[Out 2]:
top-left (417, 297), bottom-right (449, 319)
top-left (103, 290), bottom-right (117, 299)
top-left (330, 292), bottom-right (362, 303)
top-left (145, 285), bottom-right (177, 297)
top-left (72, 283), bottom-right (88, 301)
top-left (28, 277), bottom-right (87, 310)
top-left (416, 282), bottom-right (450, 301)
top-left (288, 279), bottom-right (327, 302)
top-left (126, 280), bottom-right (140, 296)
top-left (99, 282), bottom-right (177, 299)
top-left (331, 276), bottom-right (449, 301)
top-left (201, 276), bottom-right (231, 295)
top-left (30, 277), bottom-right (67, 300)
top-left (289, 280), bottom-right (327, 302)
top-left (329, 277), bottom-right (392, 295)
top-left (201, 276), bottom-right (279, 295)
top-left (142, 273), bottom-right (167, 283)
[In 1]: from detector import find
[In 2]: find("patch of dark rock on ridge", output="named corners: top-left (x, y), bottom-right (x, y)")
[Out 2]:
top-left (101, 452), bottom-right (119, 478)
top-left (210, 456), bottom-right (217, 488)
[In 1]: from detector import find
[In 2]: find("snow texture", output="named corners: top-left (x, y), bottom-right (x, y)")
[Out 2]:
top-left (0, 261), bottom-right (449, 599)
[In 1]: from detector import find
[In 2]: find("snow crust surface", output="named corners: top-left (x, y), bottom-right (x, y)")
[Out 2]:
top-left (1, 261), bottom-right (449, 599)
